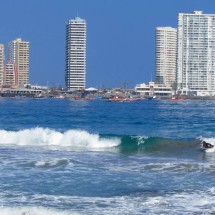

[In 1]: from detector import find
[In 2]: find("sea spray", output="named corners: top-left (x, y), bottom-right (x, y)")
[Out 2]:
top-left (0, 128), bottom-right (120, 148)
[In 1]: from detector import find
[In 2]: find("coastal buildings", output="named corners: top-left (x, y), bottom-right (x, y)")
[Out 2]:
top-left (135, 82), bottom-right (172, 97)
top-left (8, 38), bottom-right (30, 86)
top-left (155, 27), bottom-right (177, 86)
top-left (65, 17), bottom-right (87, 90)
top-left (177, 11), bottom-right (215, 96)
top-left (0, 44), bottom-right (5, 86)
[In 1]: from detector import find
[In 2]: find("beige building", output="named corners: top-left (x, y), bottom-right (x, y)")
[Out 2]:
top-left (8, 38), bottom-right (29, 86)
top-left (0, 44), bottom-right (5, 86)
top-left (155, 27), bottom-right (177, 86)
top-left (4, 61), bottom-right (18, 87)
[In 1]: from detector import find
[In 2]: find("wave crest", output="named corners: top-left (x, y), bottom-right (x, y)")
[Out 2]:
top-left (0, 128), bottom-right (121, 149)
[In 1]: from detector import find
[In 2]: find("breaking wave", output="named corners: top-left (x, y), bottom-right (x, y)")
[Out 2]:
top-left (0, 128), bottom-right (120, 149)
top-left (0, 128), bottom-right (212, 156)
top-left (116, 135), bottom-right (202, 156)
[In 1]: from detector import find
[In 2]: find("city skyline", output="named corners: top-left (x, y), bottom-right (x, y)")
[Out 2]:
top-left (0, 0), bottom-right (213, 88)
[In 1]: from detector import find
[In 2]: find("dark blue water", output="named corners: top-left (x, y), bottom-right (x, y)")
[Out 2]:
top-left (0, 98), bottom-right (215, 214)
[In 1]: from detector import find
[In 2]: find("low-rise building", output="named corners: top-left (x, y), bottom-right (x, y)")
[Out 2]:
top-left (135, 82), bottom-right (173, 97)
top-left (0, 86), bottom-right (43, 97)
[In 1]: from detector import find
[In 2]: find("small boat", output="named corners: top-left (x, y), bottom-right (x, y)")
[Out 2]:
top-left (148, 95), bottom-right (159, 100)
top-left (34, 94), bottom-right (47, 100)
top-left (169, 96), bottom-right (184, 101)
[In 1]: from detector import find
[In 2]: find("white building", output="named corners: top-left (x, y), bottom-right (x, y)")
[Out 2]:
top-left (135, 82), bottom-right (172, 97)
top-left (155, 27), bottom-right (177, 86)
top-left (177, 11), bottom-right (215, 96)
top-left (0, 44), bottom-right (5, 86)
top-left (8, 38), bottom-right (30, 86)
top-left (65, 17), bottom-right (87, 90)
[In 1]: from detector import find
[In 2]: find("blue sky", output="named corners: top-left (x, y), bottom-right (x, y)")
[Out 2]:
top-left (0, 0), bottom-right (214, 88)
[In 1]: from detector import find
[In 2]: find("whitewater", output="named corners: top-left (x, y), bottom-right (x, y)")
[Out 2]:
top-left (0, 98), bottom-right (215, 214)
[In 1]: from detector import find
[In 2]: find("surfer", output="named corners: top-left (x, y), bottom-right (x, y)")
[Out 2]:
top-left (202, 141), bottom-right (214, 149)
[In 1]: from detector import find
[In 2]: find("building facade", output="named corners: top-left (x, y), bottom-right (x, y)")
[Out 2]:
top-left (177, 11), bottom-right (215, 96)
top-left (8, 38), bottom-right (30, 86)
top-left (65, 17), bottom-right (87, 90)
top-left (155, 27), bottom-right (177, 86)
top-left (4, 61), bottom-right (18, 87)
top-left (0, 44), bottom-right (5, 86)
top-left (135, 82), bottom-right (173, 97)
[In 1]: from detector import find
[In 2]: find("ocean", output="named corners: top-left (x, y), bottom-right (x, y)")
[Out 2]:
top-left (0, 98), bottom-right (215, 214)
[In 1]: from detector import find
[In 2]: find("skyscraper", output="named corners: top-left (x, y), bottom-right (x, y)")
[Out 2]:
top-left (65, 17), bottom-right (87, 90)
top-left (155, 27), bottom-right (177, 86)
top-left (0, 44), bottom-right (5, 86)
top-left (8, 38), bottom-right (30, 86)
top-left (177, 11), bottom-right (215, 96)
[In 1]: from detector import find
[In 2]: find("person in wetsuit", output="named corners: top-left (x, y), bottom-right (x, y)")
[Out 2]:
top-left (202, 141), bottom-right (214, 149)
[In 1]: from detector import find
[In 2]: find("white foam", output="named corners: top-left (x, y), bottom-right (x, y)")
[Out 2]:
top-left (132, 135), bottom-right (148, 145)
top-left (0, 191), bottom-right (215, 215)
top-left (35, 158), bottom-right (70, 168)
top-left (0, 128), bottom-right (120, 149)
top-left (31, 192), bottom-right (215, 214)
top-left (0, 206), bottom-right (79, 215)
top-left (208, 187), bottom-right (215, 194)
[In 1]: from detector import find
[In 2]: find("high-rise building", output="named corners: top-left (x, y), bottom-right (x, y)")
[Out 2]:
top-left (0, 44), bottom-right (5, 86)
top-left (8, 38), bottom-right (30, 86)
top-left (4, 61), bottom-right (18, 87)
top-left (155, 27), bottom-right (177, 86)
top-left (65, 17), bottom-right (87, 90)
top-left (177, 11), bottom-right (215, 96)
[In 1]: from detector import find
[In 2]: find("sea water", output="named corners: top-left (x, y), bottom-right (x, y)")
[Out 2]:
top-left (0, 98), bottom-right (215, 214)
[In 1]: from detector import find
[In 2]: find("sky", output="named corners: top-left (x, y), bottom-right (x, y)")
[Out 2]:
top-left (0, 0), bottom-right (214, 89)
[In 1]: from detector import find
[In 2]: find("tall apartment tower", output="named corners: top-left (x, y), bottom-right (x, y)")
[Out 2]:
top-left (8, 38), bottom-right (30, 86)
top-left (4, 61), bottom-right (18, 87)
top-left (155, 27), bottom-right (177, 86)
top-left (65, 17), bottom-right (86, 90)
top-left (0, 44), bottom-right (5, 86)
top-left (177, 11), bottom-right (215, 96)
